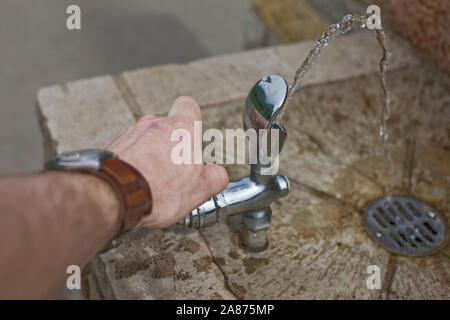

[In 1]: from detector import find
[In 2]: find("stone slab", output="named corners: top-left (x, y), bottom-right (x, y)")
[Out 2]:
top-left (90, 227), bottom-right (235, 300)
top-left (121, 32), bottom-right (420, 116)
top-left (37, 76), bottom-right (136, 156)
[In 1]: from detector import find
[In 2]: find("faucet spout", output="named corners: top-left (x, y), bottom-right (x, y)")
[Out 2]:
top-left (180, 174), bottom-right (289, 229)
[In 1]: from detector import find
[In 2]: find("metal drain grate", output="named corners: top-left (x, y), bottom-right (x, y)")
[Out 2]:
top-left (365, 196), bottom-right (447, 256)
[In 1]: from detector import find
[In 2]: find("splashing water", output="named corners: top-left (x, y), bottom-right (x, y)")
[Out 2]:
top-left (271, 14), bottom-right (393, 194)
top-left (375, 28), bottom-right (393, 193)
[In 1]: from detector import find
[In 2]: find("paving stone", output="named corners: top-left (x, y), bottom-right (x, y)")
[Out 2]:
top-left (386, 141), bottom-right (450, 299)
top-left (121, 48), bottom-right (292, 116)
top-left (89, 226), bottom-right (235, 299)
top-left (37, 76), bottom-right (136, 156)
top-left (121, 32), bottom-right (419, 117)
top-left (251, 0), bottom-right (327, 43)
top-left (388, 254), bottom-right (450, 299)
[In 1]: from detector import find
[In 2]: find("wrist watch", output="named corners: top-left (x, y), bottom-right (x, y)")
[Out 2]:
top-left (44, 149), bottom-right (152, 235)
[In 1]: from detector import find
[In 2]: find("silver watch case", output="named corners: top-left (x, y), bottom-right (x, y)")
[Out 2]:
top-left (44, 149), bottom-right (117, 171)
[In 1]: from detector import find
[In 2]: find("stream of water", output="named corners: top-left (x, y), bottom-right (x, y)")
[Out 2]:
top-left (271, 13), bottom-right (393, 193)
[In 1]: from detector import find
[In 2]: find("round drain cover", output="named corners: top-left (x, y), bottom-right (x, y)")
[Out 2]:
top-left (365, 196), bottom-right (447, 256)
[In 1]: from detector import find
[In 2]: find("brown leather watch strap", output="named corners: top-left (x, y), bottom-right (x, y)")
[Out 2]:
top-left (86, 157), bottom-right (152, 235)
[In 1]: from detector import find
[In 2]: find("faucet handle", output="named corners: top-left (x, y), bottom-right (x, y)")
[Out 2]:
top-left (243, 74), bottom-right (288, 132)
top-left (244, 75), bottom-right (289, 176)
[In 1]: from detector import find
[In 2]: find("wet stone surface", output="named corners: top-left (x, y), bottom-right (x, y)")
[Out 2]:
top-left (38, 33), bottom-right (449, 299)
top-left (198, 66), bottom-right (450, 299)
top-left (89, 227), bottom-right (235, 299)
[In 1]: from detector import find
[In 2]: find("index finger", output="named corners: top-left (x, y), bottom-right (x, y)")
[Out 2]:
top-left (168, 96), bottom-right (202, 122)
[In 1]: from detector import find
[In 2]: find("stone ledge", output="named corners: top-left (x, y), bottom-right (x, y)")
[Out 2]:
top-left (37, 76), bottom-right (135, 155)
top-left (122, 32), bottom-right (419, 116)
top-left (89, 227), bottom-right (236, 300)
top-left (37, 31), bottom-right (420, 159)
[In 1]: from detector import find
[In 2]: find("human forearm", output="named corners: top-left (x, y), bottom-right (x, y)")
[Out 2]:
top-left (0, 171), bottom-right (119, 299)
top-left (0, 96), bottom-right (229, 299)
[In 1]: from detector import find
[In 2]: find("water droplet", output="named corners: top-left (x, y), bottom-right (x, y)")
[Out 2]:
top-left (428, 211), bottom-right (436, 219)
top-left (376, 232), bottom-right (382, 238)
top-left (342, 14), bottom-right (353, 23)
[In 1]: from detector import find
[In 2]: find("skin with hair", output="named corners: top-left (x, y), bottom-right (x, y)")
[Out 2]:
top-left (0, 96), bottom-right (229, 299)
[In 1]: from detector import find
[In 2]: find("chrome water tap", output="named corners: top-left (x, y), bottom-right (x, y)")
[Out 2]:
top-left (179, 75), bottom-right (290, 252)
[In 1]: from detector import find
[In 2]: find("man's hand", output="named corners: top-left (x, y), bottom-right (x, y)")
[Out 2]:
top-left (99, 96), bottom-right (229, 228)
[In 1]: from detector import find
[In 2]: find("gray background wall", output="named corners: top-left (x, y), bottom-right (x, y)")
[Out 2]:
top-left (0, 0), bottom-right (252, 175)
